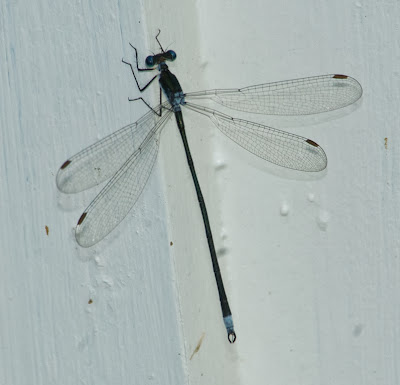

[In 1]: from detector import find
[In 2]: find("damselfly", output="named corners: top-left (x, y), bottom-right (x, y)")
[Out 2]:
top-left (57, 31), bottom-right (362, 343)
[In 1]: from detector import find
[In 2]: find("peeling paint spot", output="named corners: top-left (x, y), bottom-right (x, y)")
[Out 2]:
top-left (190, 333), bottom-right (205, 360)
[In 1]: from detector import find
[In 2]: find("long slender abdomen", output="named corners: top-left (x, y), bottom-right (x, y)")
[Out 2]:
top-left (175, 110), bottom-right (185, 130)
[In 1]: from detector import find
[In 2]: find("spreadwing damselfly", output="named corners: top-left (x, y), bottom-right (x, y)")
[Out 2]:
top-left (57, 31), bottom-right (362, 343)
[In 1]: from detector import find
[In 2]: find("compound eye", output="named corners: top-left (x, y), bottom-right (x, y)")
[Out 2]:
top-left (166, 50), bottom-right (176, 61)
top-left (145, 56), bottom-right (155, 67)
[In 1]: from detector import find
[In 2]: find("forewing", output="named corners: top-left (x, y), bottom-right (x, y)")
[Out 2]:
top-left (56, 103), bottom-right (169, 193)
top-left (185, 74), bottom-right (362, 115)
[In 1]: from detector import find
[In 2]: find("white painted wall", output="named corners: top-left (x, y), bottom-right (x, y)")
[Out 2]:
top-left (0, 1), bottom-right (184, 384)
top-left (1, 0), bottom-right (399, 384)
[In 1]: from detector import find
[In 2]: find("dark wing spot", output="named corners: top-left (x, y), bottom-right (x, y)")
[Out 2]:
top-left (332, 74), bottom-right (348, 79)
top-left (61, 160), bottom-right (72, 169)
top-left (306, 139), bottom-right (319, 147)
top-left (77, 212), bottom-right (87, 225)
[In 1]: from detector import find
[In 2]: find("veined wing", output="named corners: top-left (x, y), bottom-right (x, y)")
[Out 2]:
top-left (56, 102), bottom-right (170, 193)
top-left (75, 108), bottom-right (173, 247)
top-left (185, 74), bottom-right (362, 116)
top-left (184, 102), bottom-right (327, 172)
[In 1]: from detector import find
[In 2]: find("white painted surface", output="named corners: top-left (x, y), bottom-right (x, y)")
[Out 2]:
top-left (0, 1), bottom-right (184, 384)
top-left (1, 0), bottom-right (399, 384)
top-left (192, 1), bottom-right (400, 384)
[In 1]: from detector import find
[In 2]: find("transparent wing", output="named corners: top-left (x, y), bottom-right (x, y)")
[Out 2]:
top-left (185, 74), bottom-right (362, 116)
top-left (185, 103), bottom-right (327, 172)
top-left (56, 102), bottom-right (170, 193)
top-left (74, 108), bottom-right (173, 247)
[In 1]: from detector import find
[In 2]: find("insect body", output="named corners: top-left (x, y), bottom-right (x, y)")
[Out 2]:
top-left (57, 31), bottom-right (362, 343)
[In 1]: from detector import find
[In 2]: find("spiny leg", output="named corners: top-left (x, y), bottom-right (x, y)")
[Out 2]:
top-left (129, 88), bottom-right (164, 117)
top-left (128, 43), bottom-right (155, 72)
top-left (122, 56), bottom-right (157, 92)
top-left (122, 44), bottom-right (159, 112)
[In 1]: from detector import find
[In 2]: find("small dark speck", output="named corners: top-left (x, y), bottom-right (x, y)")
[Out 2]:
top-left (353, 323), bottom-right (363, 337)
top-left (45, 225), bottom-right (49, 236)
top-left (170, 241), bottom-right (173, 246)
top-left (88, 299), bottom-right (93, 304)
top-left (217, 247), bottom-right (228, 257)
top-left (215, 162), bottom-right (227, 172)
